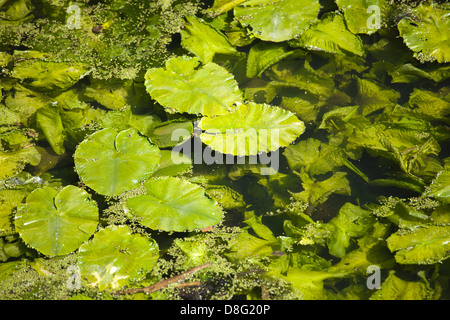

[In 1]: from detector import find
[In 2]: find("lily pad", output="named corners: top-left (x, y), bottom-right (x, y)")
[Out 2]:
top-left (78, 225), bottom-right (159, 291)
top-left (15, 185), bottom-right (99, 256)
top-left (144, 56), bottom-right (242, 116)
top-left (234, 0), bottom-right (320, 42)
top-left (397, 3), bottom-right (450, 63)
top-left (126, 177), bottom-right (223, 232)
top-left (199, 102), bottom-right (305, 156)
top-left (74, 128), bottom-right (160, 196)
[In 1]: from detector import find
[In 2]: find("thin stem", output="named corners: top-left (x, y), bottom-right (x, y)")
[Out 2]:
top-left (117, 262), bottom-right (212, 295)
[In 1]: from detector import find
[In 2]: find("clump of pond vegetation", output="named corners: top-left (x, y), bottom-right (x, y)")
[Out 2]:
top-left (0, 0), bottom-right (449, 300)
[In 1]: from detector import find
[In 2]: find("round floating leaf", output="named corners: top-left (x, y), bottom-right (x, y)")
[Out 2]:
top-left (78, 225), bottom-right (159, 291)
top-left (397, 3), bottom-right (450, 63)
top-left (234, 0), bottom-right (320, 42)
top-left (144, 56), bottom-right (242, 116)
top-left (15, 186), bottom-right (99, 256)
top-left (199, 102), bottom-right (305, 156)
top-left (74, 128), bottom-right (161, 196)
top-left (126, 177), bottom-right (223, 232)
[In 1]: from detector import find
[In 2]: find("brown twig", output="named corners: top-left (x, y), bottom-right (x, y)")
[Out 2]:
top-left (117, 262), bottom-right (212, 295)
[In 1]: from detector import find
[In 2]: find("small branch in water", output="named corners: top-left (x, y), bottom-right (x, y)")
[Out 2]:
top-left (117, 262), bottom-right (212, 295)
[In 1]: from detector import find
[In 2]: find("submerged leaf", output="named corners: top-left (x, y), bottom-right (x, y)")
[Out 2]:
top-left (407, 89), bottom-right (450, 122)
top-left (15, 186), bottom-right (98, 256)
top-left (234, 0), bottom-right (320, 42)
top-left (78, 225), bottom-right (159, 291)
top-left (284, 138), bottom-right (347, 176)
top-left (326, 203), bottom-right (376, 258)
top-left (291, 171), bottom-right (351, 207)
top-left (266, 60), bottom-right (335, 99)
top-left (144, 56), bottom-right (242, 116)
top-left (246, 42), bottom-right (296, 78)
top-left (354, 77), bottom-right (400, 115)
top-left (74, 128), bottom-right (160, 196)
top-left (36, 105), bottom-right (65, 155)
top-left (199, 102), bottom-right (305, 156)
top-left (126, 177), bottom-right (223, 232)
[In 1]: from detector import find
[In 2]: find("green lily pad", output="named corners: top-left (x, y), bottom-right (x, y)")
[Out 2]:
top-left (126, 177), bottom-right (223, 232)
top-left (234, 0), bottom-right (320, 42)
top-left (78, 225), bottom-right (159, 291)
top-left (144, 56), bottom-right (242, 116)
top-left (246, 42), bottom-right (297, 78)
top-left (15, 185), bottom-right (99, 256)
top-left (397, 3), bottom-right (450, 63)
top-left (199, 102), bottom-right (305, 156)
top-left (74, 128), bottom-right (161, 196)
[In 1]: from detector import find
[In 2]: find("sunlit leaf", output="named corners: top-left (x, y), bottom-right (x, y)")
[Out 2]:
top-left (371, 271), bottom-right (434, 300)
top-left (0, 146), bottom-right (41, 181)
top-left (126, 177), bottom-right (223, 232)
top-left (144, 56), bottom-right (242, 116)
top-left (387, 225), bottom-right (450, 265)
top-left (234, 0), bottom-right (320, 42)
top-left (424, 161), bottom-right (450, 203)
top-left (78, 225), bottom-right (159, 291)
top-left (181, 15), bottom-right (240, 63)
top-left (290, 12), bottom-right (364, 56)
top-left (397, 3), bottom-right (450, 63)
top-left (0, 189), bottom-right (29, 236)
top-left (15, 185), bottom-right (98, 256)
top-left (336, 0), bottom-right (389, 35)
top-left (74, 128), bottom-right (160, 196)
top-left (199, 102), bottom-right (305, 156)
